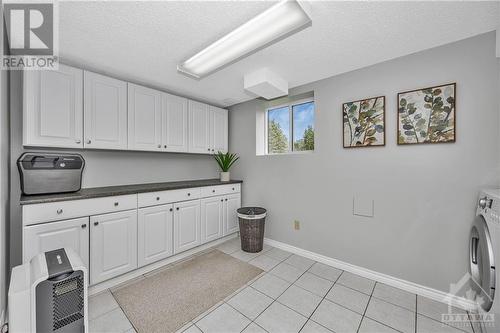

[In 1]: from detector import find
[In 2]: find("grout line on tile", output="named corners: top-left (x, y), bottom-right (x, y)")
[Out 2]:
top-left (415, 294), bottom-right (417, 333)
top-left (356, 280), bottom-right (376, 333)
top-left (251, 258), bottom-right (314, 328)
top-left (298, 269), bottom-right (344, 332)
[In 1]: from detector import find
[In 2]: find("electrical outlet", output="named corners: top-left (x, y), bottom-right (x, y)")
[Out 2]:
top-left (294, 220), bottom-right (300, 230)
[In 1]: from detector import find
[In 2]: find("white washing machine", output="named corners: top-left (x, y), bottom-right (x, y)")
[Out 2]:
top-left (470, 189), bottom-right (500, 333)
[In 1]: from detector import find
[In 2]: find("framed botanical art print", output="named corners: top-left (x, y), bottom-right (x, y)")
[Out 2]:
top-left (398, 83), bottom-right (456, 145)
top-left (343, 96), bottom-right (385, 148)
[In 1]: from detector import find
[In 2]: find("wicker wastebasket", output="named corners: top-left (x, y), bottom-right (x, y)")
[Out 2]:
top-left (237, 207), bottom-right (267, 253)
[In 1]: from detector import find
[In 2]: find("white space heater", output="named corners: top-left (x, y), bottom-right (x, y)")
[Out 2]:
top-left (8, 248), bottom-right (88, 333)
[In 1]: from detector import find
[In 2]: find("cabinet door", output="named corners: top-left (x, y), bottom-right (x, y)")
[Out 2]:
top-left (84, 71), bottom-right (127, 149)
top-left (128, 83), bottom-right (162, 151)
top-left (23, 64), bottom-right (83, 148)
top-left (224, 193), bottom-right (241, 236)
top-left (201, 197), bottom-right (223, 244)
top-left (90, 210), bottom-right (137, 285)
top-left (173, 200), bottom-right (201, 253)
top-left (23, 217), bottom-right (89, 267)
top-left (162, 93), bottom-right (188, 152)
top-left (138, 204), bottom-right (174, 267)
top-left (188, 101), bottom-right (209, 153)
top-left (210, 106), bottom-right (228, 153)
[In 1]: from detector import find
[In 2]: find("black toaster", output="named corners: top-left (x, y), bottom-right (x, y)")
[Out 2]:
top-left (17, 153), bottom-right (85, 195)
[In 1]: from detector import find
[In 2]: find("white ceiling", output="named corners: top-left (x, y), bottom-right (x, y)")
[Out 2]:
top-left (59, 1), bottom-right (499, 107)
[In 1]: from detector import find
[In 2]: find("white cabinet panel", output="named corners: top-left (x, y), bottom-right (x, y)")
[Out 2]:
top-left (210, 106), bottom-right (228, 153)
top-left (22, 194), bottom-right (137, 226)
top-left (90, 210), bottom-right (137, 284)
top-left (137, 188), bottom-right (200, 208)
top-left (201, 197), bottom-right (223, 244)
top-left (23, 64), bottom-right (83, 148)
top-left (224, 193), bottom-right (241, 236)
top-left (84, 71), bottom-right (127, 149)
top-left (128, 83), bottom-right (162, 151)
top-left (173, 199), bottom-right (201, 253)
top-left (200, 184), bottom-right (241, 198)
top-left (138, 204), bottom-right (173, 267)
top-left (162, 93), bottom-right (188, 152)
top-left (23, 217), bottom-right (89, 267)
top-left (188, 101), bottom-right (209, 153)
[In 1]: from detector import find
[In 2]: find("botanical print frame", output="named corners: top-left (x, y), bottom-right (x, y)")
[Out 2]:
top-left (343, 96), bottom-right (385, 148)
top-left (397, 83), bottom-right (456, 145)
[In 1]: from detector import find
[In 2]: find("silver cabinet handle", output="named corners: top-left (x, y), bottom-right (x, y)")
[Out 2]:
top-left (94, 222), bottom-right (99, 226)
top-left (75, 139), bottom-right (81, 144)
top-left (56, 209), bottom-right (63, 214)
top-left (86, 139), bottom-right (91, 144)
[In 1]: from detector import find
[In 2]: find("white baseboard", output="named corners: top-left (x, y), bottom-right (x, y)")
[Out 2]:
top-left (89, 233), bottom-right (238, 295)
top-left (264, 237), bottom-right (477, 311)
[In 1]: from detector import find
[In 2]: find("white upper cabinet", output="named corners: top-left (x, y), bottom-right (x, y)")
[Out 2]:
top-left (188, 100), bottom-right (210, 153)
top-left (84, 71), bottom-right (127, 150)
top-left (210, 106), bottom-right (228, 153)
top-left (23, 64), bottom-right (83, 148)
top-left (128, 83), bottom-right (162, 151)
top-left (23, 64), bottom-right (228, 154)
top-left (162, 93), bottom-right (188, 152)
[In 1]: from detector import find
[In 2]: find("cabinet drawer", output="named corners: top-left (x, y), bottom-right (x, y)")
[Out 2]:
top-left (200, 184), bottom-right (241, 198)
top-left (138, 188), bottom-right (201, 208)
top-left (23, 194), bottom-right (137, 226)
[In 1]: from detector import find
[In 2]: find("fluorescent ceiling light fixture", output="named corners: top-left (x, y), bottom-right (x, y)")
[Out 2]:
top-left (177, 0), bottom-right (311, 79)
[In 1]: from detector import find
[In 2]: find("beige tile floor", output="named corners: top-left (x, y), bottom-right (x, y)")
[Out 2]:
top-left (89, 237), bottom-right (477, 333)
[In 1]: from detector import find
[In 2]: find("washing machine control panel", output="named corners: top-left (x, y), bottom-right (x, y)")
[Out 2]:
top-left (479, 194), bottom-right (500, 224)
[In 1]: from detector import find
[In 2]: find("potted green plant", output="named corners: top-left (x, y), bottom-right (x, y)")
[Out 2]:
top-left (213, 151), bottom-right (239, 182)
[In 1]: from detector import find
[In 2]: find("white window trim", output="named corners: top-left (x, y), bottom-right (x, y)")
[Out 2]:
top-left (265, 98), bottom-right (314, 155)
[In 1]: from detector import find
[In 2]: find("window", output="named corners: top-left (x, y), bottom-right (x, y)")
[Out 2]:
top-left (267, 100), bottom-right (314, 154)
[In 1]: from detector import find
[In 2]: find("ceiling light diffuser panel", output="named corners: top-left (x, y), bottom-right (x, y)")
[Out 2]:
top-left (177, 0), bottom-right (312, 79)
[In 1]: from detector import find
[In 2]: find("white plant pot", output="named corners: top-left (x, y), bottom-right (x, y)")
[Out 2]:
top-left (220, 172), bottom-right (230, 182)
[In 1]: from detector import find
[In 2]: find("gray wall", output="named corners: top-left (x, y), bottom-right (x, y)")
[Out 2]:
top-left (9, 71), bottom-right (218, 266)
top-left (229, 32), bottom-right (500, 293)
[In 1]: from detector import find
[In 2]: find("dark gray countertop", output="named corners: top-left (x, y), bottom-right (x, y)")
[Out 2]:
top-left (20, 179), bottom-right (243, 205)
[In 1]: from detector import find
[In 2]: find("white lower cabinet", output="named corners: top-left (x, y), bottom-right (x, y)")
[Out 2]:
top-left (22, 184), bottom-right (241, 286)
top-left (224, 193), bottom-right (241, 236)
top-left (23, 217), bottom-right (89, 267)
top-left (201, 197), bottom-right (223, 244)
top-left (90, 209), bottom-right (138, 285)
top-left (138, 204), bottom-right (174, 267)
top-left (173, 200), bottom-right (201, 253)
